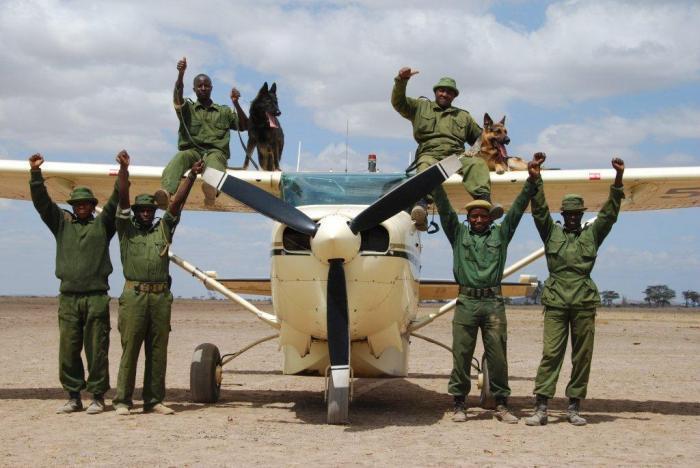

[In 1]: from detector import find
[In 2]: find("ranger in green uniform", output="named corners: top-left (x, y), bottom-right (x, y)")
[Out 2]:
top-left (156, 56), bottom-right (248, 208)
top-left (29, 152), bottom-right (118, 415)
top-left (392, 66), bottom-right (500, 231)
top-left (434, 154), bottom-right (542, 423)
top-left (113, 151), bottom-right (202, 415)
top-left (525, 157), bottom-right (625, 427)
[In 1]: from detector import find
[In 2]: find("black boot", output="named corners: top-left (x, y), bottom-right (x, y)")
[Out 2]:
top-left (524, 394), bottom-right (548, 426)
top-left (451, 395), bottom-right (467, 422)
top-left (567, 398), bottom-right (587, 426)
top-left (494, 397), bottom-right (519, 424)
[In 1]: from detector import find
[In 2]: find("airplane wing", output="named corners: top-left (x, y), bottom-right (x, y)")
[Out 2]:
top-left (207, 277), bottom-right (538, 300)
top-left (0, 159), bottom-right (281, 212)
top-left (3, 159), bottom-right (699, 214)
top-left (443, 166), bottom-right (700, 214)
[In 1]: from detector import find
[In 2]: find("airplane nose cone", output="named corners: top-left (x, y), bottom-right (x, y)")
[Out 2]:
top-left (310, 214), bottom-right (361, 264)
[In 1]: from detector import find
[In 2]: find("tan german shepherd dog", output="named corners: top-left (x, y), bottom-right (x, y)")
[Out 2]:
top-left (465, 113), bottom-right (527, 174)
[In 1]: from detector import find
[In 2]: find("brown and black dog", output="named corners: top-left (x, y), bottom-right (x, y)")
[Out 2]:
top-left (465, 113), bottom-right (527, 173)
top-left (242, 82), bottom-right (284, 171)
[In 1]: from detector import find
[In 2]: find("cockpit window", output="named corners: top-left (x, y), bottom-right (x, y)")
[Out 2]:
top-left (280, 172), bottom-right (408, 206)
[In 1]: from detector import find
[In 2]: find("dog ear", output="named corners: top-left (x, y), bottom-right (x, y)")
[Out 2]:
top-left (260, 82), bottom-right (269, 94)
top-left (270, 82), bottom-right (277, 94)
top-left (499, 115), bottom-right (506, 125)
top-left (484, 113), bottom-right (493, 128)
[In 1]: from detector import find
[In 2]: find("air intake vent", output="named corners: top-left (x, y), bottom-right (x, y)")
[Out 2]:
top-left (283, 227), bottom-right (311, 251)
top-left (360, 225), bottom-right (389, 252)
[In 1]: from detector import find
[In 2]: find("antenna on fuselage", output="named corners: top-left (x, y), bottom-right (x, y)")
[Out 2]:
top-left (296, 141), bottom-right (302, 172)
top-left (345, 119), bottom-right (349, 173)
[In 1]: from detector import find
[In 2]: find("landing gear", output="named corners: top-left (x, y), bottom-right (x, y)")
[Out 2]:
top-left (477, 353), bottom-right (496, 410)
top-left (325, 366), bottom-right (351, 425)
top-left (190, 343), bottom-right (222, 403)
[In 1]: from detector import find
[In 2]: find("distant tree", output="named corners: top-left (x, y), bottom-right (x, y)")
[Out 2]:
top-left (600, 290), bottom-right (620, 307)
top-left (682, 290), bottom-right (699, 307)
top-left (643, 285), bottom-right (676, 307)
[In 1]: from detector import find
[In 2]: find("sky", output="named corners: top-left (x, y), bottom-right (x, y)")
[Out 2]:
top-left (0, 0), bottom-right (699, 303)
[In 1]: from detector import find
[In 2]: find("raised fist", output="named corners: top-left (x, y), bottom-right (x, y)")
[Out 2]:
top-left (28, 153), bottom-right (44, 170)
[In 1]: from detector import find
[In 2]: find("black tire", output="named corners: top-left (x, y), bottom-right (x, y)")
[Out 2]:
top-left (190, 343), bottom-right (222, 403)
top-left (478, 353), bottom-right (496, 410)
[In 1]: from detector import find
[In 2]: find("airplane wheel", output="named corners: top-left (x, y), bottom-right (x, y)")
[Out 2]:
top-left (190, 343), bottom-right (222, 403)
top-left (478, 353), bottom-right (496, 410)
top-left (327, 373), bottom-right (349, 425)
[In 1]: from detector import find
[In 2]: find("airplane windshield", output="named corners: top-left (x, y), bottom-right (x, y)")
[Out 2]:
top-left (280, 173), bottom-right (409, 206)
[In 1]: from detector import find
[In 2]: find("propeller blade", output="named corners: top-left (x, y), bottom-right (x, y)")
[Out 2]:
top-left (327, 259), bottom-right (350, 367)
top-left (349, 154), bottom-right (462, 234)
top-left (326, 258), bottom-right (350, 424)
top-left (202, 167), bottom-right (317, 236)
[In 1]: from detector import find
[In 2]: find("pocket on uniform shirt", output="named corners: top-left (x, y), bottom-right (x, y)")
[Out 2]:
top-left (451, 115), bottom-right (467, 135)
top-left (415, 110), bottom-right (436, 134)
top-left (546, 239), bottom-right (565, 254)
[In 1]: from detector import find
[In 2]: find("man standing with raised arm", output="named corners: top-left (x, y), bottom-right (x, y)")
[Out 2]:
top-left (434, 153), bottom-right (544, 423)
top-left (29, 152), bottom-right (119, 415)
top-left (113, 150), bottom-right (203, 415)
top-left (525, 157), bottom-right (625, 426)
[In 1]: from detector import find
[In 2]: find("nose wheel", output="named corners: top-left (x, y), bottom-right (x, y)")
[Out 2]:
top-left (476, 353), bottom-right (496, 410)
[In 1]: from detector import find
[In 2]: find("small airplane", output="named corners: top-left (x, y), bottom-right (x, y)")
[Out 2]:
top-left (1, 156), bottom-right (699, 424)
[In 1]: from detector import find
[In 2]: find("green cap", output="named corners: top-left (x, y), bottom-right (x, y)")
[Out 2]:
top-left (132, 193), bottom-right (157, 210)
top-left (66, 186), bottom-right (97, 205)
top-left (560, 194), bottom-right (586, 212)
top-left (433, 77), bottom-right (459, 96)
top-left (464, 199), bottom-right (492, 212)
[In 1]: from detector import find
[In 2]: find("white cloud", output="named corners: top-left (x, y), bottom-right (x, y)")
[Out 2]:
top-left (515, 106), bottom-right (700, 167)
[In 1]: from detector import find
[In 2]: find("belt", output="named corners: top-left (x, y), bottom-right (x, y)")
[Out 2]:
top-left (125, 281), bottom-right (169, 294)
top-left (459, 285), bottom-right (501, 298)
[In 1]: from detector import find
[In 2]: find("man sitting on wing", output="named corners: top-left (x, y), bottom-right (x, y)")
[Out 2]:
top-left (433, 153), bottom-right (544, 423)
top-left (156, 56), bottom-right (249, 208)
top-left (391, 66), bottom-right (502, 231)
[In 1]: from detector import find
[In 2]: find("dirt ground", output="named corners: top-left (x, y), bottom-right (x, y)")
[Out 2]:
top-left (0, 297), bottom-right (698, 466)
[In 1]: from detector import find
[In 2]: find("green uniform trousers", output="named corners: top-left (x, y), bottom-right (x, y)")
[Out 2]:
top-left (532, 307), bottom-right (596, 399)
top-left (113, 288), bottom-right (173, 409)
top-left (417, 153), bottom-right (491, 200)
top-left (161, 148), bottom-right (227, 194)
top-left (57, 293), bottom-right (111, 395)
top-left (448, 297), bottom-right (510, 398)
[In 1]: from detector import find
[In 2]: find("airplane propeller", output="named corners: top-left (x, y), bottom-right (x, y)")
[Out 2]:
top-left (203, 154), bottom-right (463, 423)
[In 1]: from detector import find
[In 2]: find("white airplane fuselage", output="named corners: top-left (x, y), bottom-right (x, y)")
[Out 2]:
top-left (271, 205), bottom-right (422, 377)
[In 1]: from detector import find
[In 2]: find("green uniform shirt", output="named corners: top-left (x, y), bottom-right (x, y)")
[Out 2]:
top-left (175, 98), bottom-right (240, 158)
top-left (532, 179), bottom-right (625, 309)
top-left (116, 211), bottom-right (179, 283)
top-left (391, 78), bottom-right (482, 159)
top-left (434, 180), bottom-right (536, 288)
top-left (30, 170), bottom-right (118, 293)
